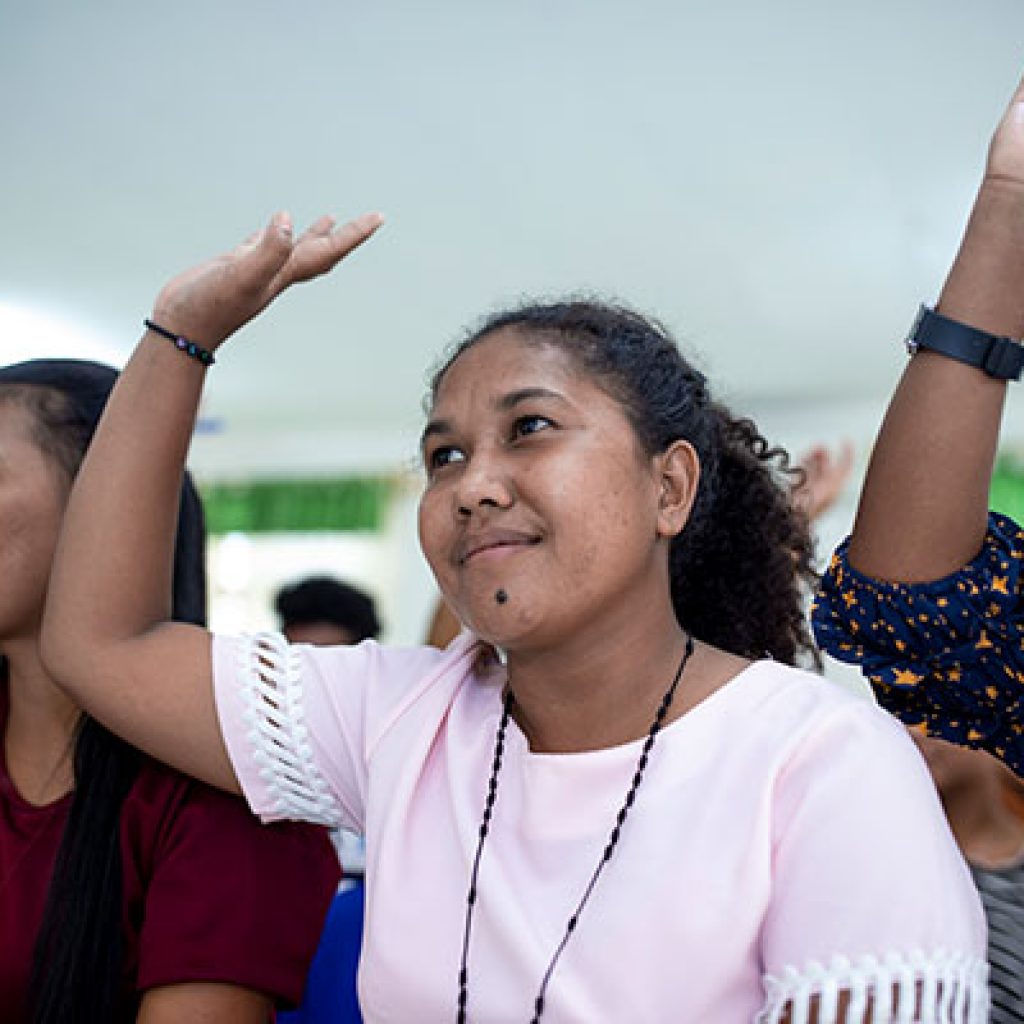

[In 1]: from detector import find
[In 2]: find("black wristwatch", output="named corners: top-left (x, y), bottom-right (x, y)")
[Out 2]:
top-left (905, 304), bottom-right (1024, 381)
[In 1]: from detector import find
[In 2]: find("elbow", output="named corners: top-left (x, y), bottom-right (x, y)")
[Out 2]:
top-left (39, 601), bottom-right (75, 697)
top-left (39, 594), bottom-right (99, 702)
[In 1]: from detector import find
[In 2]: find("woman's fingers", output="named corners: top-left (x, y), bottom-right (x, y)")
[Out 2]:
top-left (236, 212), bottom-right (295, 293)
top-left (299, 214), bottom-right (337, 241)
top-left (152, 210), bottom-right (382, 348)
top-left (271, 211), bottom-right (384, 293)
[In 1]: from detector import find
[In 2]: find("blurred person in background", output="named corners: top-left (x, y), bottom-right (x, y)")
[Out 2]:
top-left (275, 575), bottom-right (381, 647)
top-left (0, 360), bottom-right (339, 1023)
top-left (913, 733), bottom-right (1024, 1022)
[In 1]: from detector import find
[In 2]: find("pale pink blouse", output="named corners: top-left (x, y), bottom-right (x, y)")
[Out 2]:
top-left (213, 630), bottom-right (989, 1023)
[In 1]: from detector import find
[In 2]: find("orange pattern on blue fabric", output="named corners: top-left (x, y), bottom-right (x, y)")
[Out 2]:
top-left (811, 512), bottom-right (1024, 777)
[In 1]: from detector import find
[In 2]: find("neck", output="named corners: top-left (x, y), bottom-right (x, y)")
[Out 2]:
top-left (942, 775), bottom-right (1024, 870)
top-left (503, 585), bottom-right (704, 753)
top-left (2, 635), bottom-right (80, 805)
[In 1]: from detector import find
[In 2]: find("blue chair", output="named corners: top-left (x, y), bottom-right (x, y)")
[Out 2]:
top-left (279, 880), bottom-right (365, 1023)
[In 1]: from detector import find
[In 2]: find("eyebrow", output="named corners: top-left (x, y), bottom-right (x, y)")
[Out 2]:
top-left (420, 387), bottom-right (567, 450)
top-left (496, 386), bottom-right (565, 411)
top-left (420, 418), bottom-right (452, 449)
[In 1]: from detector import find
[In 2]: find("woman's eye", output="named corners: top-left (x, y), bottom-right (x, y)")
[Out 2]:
top-left (428, 445), bottom-right (466, 472)
top-left (512, 415), bottom-right (553, 439)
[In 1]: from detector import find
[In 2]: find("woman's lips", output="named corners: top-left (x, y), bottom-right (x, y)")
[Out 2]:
top-left (457, 531), bottom-right (540, 565)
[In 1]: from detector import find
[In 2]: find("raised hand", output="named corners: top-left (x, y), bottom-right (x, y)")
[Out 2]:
top-left (150, 211), bottom-right (384, 350)
top-left (791, 441), bottom-right (855, 523)
top-left (40, 209), bottom-right (382, 794)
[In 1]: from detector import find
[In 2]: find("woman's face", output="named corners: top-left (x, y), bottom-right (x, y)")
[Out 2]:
top-left (0, 399), bottom-right (68, 643)
top-left (418, 330), bottom-right (690, 651)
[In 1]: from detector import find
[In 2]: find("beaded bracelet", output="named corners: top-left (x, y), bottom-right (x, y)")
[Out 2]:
top-left (143, 319), bottom-right (216, 366)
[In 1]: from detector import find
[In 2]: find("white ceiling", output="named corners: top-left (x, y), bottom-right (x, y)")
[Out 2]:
top-left (3, 0), bottom-right (1024, 475)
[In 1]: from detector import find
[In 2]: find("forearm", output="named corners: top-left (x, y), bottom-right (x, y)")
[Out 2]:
top-left (39, 328), bottom-right (236, 786)
top-left (39, 213), bottom-right (380, 789)
top-left (137, 983), bottom-right (274, 1022)
top-left (849, 181), bottom-right (1024, 581)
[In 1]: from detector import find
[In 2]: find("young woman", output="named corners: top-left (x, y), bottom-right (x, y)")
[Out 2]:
top-left (37, 223), bottom-right (988, 1017)
top-left (0, 359), bottom-right (340, 1022)
top-left (812, 74), bottom-right (1024, 780)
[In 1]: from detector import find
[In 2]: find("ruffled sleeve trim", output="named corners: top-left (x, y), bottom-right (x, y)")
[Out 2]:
top-left (758, 950), bottom-right (989, 1023)
top-left (811, 512), bottom-right (1024, 773)
top-left (814, 512), bottom-right (1024, 666)
top-left (235, 631), bottom-right (343, 827)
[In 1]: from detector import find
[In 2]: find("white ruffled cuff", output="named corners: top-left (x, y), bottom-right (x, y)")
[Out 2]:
top-left (236, 631), bottom-right (343, 826)
top-left (758, 950), bottom-right (989, 1023)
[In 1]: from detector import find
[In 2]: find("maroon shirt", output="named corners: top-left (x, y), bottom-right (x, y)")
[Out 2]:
top-left (0, 688), bottom-right (340, 1021)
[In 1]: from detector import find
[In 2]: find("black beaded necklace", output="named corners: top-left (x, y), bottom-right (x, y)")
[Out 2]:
top-left (455, 634), bottom-right (695, 1024)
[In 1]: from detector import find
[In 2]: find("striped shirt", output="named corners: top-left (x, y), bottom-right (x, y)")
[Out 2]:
top-left (973, 859), bottom-right (1024, 1023)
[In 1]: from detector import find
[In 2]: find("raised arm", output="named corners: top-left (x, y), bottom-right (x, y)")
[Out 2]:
top-left (41, 211), bottom-right (382, 791)
top-left (849, 78), bottom-right (1024, 582)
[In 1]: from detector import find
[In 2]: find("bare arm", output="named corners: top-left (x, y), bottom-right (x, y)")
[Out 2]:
top-left (41, 211), bottom-right (382, 791)
top-left (137, 983), bottom-right (273, 1023)
top-left (849, 79), bottom-right (1024, 582)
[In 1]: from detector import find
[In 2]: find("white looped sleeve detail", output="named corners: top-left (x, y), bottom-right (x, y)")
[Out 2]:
top-left (758, 950), bottom-right (989, 1023)
top-left (236, 632), bottom-right (343, 826)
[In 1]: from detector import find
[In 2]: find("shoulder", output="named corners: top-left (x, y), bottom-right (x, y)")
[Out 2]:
top-left (729, 659), bottom-right (903, 743)
top-left (747, 667), bottom-right (988, 978)
top-left (741, 664), bottom-right (964, 866)
top-left (122, 765), bottom-right (340, 1005)
top-left (673, 659), bottom-right (925, 805)
top-left (730, 661), bottom-right (933, 799)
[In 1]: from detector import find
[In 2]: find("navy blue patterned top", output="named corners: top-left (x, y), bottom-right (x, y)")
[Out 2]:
top-left (812, 511), bottom-right (1024, 777)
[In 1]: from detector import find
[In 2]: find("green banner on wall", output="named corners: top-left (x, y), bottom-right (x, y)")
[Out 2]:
top-left (200, 477), bottom-right (392, 534)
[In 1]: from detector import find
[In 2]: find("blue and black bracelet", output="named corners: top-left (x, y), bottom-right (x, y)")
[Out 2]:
top-left (144, 318), bottom-right (216, 366)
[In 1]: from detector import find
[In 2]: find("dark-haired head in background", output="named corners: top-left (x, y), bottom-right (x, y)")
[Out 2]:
top-left (275, 576), bottom-right (381, 646)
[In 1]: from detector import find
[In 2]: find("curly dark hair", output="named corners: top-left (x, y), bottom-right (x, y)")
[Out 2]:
top-left (430, 300), bottom-right (819, 667)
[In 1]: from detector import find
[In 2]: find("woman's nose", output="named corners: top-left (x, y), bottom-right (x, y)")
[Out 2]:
top-left (455, 456), bottom-right (514, 517)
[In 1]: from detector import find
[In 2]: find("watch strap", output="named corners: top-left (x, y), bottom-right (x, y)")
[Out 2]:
top-left (906, 304), bottom-right (1024, 381)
